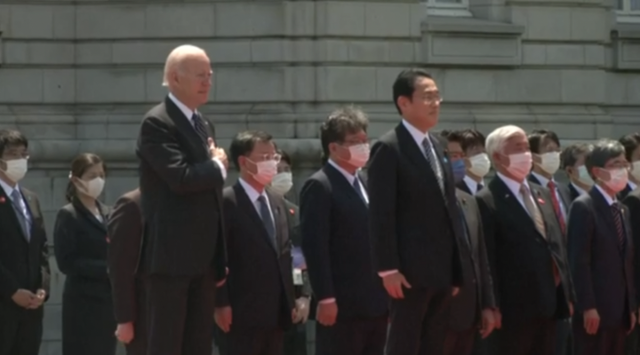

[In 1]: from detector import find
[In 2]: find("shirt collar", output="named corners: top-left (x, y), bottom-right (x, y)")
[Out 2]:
top-left (402, 119), bottom-right (431, 148)
top-left (595, 184), bottom-right (616, 205)
top-left (0, 178), bottom-right (18, 200)
top-left (531, 171), bottom-right (554, 187)
top-left (239, 178), bottom-right (267, 203)
top-left (629, 181), bottom-right (638, 191)
top-left (168, 93), bottom-right (196, 121)
top-left (463, 175), bottom-right (482, 194)
top-left (328, 159), bottom-right (357, 185)
top-left (497, 172), bottom-right (530, 197)
top-left (571, 182), bottom-right (589, 196)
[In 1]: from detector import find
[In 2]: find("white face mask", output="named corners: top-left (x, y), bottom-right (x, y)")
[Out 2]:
top-left (270, 172), bottom-right (293, 195)
top-left (577, 165), bottom-right (594, 186)
top-left (249, 159), bottom-right (278, 186)
top-left (602, 168), bottom-right (628, 193)
top-left (1, 158), bottom-right (28, 183)
top-left (78, 177), bottom-right (105, 199)
top-left (467, 153), bottom-right (490, 178)
top-left (347, 143), bottom-right (370, 168)
top-left (631, 161), bottom-right (640, 182)
top-left (537, 152), bottom-right (560, 175)
top-left (505, 152), bottom-right (532, 181)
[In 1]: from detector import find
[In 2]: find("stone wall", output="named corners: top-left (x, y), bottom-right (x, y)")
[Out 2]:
top-left (1, 1), bottom-right (639, 354)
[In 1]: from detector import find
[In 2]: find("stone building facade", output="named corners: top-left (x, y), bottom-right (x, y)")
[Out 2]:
top-left (0, 0), bottom-right (639, 354)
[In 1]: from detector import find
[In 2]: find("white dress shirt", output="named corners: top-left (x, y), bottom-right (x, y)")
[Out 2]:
top-left (328, 159), bottom-right (368, 204)
top-left (497, 172), bottom-right (536, 215)
top-left (168, 93), bottom-right (227, 180)
top-left (463, 175), bottom-right (484, 195)
top-left (531, 171), bottom-right (568, 221)
top-left (594, 184), bottom-right (616, 205)
top-left (238, 178), bottom-right (274, 224)
top-left (0, 179), bottom-right (31, 232)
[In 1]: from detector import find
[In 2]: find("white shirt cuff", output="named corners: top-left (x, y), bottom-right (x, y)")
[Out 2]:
top-left (378, 270), bottom-right (398, 277)
top-left (212, 158), bottom-right (227, 180)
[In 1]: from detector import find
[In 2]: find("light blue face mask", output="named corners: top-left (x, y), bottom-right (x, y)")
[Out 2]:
top-left (577, 165), bottom-right (594, 185)
top-left (452, 159), bottom-right (466, 183)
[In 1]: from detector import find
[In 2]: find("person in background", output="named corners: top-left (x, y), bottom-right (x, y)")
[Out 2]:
top-left (107, 188), bottom-right (147, 355)
top-left (622, 157), bottom-right (640, 355)
top-left (301, 106), bottom-right (389, 355)
top-left (450, 129), bottom-right (490, 196)
top-left (567, 139), bottom-right (636, 355)
top-left (270, 147), bottom-right (312, 355)
top-left (367, 68), bottom-right (463, 355)
top-left (560, 143), bottom-right (594, 202)
top-left (214, 131), bottom-right (297, 355)
top-left (53, 153), bottom-right (115, 355)
top-left (618, 132), bottom-right (640, 199)
top-left (0, 129), bottom-right (50, 355)
top-left (527, 129), bottom-right (572, 355)
top-left (476, 125), bottom-right (574, 355)
top-left (439, 130), bottom-right (496, 355)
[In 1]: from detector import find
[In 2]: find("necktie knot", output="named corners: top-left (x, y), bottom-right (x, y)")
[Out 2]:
top-left (11, 189), bottom-right (20, 201)
top-left (547, 180), bottom-right (556, 190)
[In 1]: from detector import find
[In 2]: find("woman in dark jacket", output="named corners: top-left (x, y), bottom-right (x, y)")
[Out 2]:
top-left (53, 153), bottom-right (115, 355)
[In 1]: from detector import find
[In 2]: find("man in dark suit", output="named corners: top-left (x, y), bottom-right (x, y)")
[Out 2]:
top-left (560, 143), bottom-right (594, 202)
top-left (271, 148), bottom-right (312, 355)
top-left (367, 68), bottom-right (464, 355)
top-left (136, 44), bottom-right (228, 355)
top-left (107, 188), bottom-right (146, 355)
top-left (527, 129), bottom-right (573, 355)
top-left (443, 129), bottom-right (489, 196)
top-left (0, 129), bottom-right (50, 355)
top-left (214, 131), bottom-right (296, 355)
top-left (568, 139), bottom-right (637, 355)
top-left (300, 106), bottom-right (389, 355)
top-left (475, 125), bottom-right (575, 355)
top-left (623, 177), bottom-right (640, 355)
top-left (618, 133), bottom-right (640, 200)
top-left (439, 130), bottom-right (496, 355)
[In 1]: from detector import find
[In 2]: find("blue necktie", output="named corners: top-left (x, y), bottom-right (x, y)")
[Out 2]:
top-left (11, 189), bottom-right (30, 241)
top-left (258, 196), bottom-right (276, 248)
top-left (191, 113), bottom-right (208, 144)
top-left (352, 178), bottom-right (368, 204)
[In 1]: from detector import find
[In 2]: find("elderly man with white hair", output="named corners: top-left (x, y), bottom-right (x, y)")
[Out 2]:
top-left (135, 44), bottom-right (229, 355)
top-left (474, 125), bottom-right (575, 355)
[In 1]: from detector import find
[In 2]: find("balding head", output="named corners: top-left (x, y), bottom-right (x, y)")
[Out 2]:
top-left (162, 44), bottom-right (212, 110)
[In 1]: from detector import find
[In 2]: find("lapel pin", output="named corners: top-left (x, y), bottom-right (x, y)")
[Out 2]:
top-left (0, 196), bottom-right (5, 204)
top-left (289, 208), bottom-right (295, 215)
top-left (537, 198), bottom-right (545, 204)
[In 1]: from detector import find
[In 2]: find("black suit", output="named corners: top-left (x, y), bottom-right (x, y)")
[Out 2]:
top-left (0, 185), bottom-right (50, 355)
top-left (456, 180), bottom-right (474, 195)
top-left (443, 189), bottom-right (495, 355)
top-left (136, 96), bottom-right (227, 355)
top-left (216, 182), bottom-right (296, 355)
top-left (623, 188), bottom-right (640, 355)
top-left (568, 183), bottom-right (582, 203)
top-left (569, 187), bottom-right (636, 355)
top-left (618, 184), bottom-right (633, 200)
top-left (476, 176), bottom-right (574, 355)
top-left (53, 199), bottom-right (116, 355)
top-left (107, 189), bottom-right (147, 355)
top-left (367, 123), bottom-right (464, 355)
top-left (300, 163), bottom-right (389, 355)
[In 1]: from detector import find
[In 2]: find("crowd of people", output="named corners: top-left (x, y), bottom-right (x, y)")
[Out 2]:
top-left (0, 43), bottom-right (639, 355)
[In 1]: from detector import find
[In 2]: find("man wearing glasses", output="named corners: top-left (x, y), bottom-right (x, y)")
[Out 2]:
top-left (214, 131), bottom-right (297, 355)
top-left (0, 129), bottom-right (50, 355)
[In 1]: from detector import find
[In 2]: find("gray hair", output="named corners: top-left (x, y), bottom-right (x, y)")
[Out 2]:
top-left (485, 125), bottom-right (526, 162)
top-left (585, 139), bottom-right (626, 179)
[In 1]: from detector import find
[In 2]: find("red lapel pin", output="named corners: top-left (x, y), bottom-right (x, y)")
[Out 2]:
top-left (289, 208), bottom-right (295, 215)
top-left (0, 197), bottom-right (5, 204)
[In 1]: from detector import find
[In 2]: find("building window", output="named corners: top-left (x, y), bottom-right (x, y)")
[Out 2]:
top-left (617, 0), bottom-right (640, 23)
top-left (424, 0), bottom-right (473, 17)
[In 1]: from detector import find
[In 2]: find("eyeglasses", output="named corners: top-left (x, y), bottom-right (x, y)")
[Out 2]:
top-left (255, 154), bottom-right (281, 163)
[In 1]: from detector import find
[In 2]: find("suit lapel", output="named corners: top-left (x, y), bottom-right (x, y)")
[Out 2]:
top-left (590, 187), bottom-right (621, 249)
top-left (395, 124), bottom-right (436, 182)
top-left (324, 164), bottom-right (367, 208)
top-left (455, 194), bottom-right (474, 251)
top-left (233, 183), bottom-right (277, 253)
top-left (73, 198), bottom-right (107, 233)
top-left (490, 177), bottom-right (542, 239)
top-left (0, 187), bottom-right (29, 242)
top-left (266, 190), bottom-right (284, 256)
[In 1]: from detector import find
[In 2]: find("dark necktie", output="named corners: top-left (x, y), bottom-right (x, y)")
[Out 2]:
top-left (191, 113), bottom-right (209, 144)
top-left (611, 202), bottom-right (626, 255)
top-left (11, 189), bottom-right (30, 241)
top-left (352, 177), bottom-right (368, 204)
top-left (257, 195), bottom-right (276, 248)
top-left (421, 137), bottom-right (444, 194)
top-left (477, 183), bottom-right (484, 193)
top-left (547, 181), bottom-right (566, 235)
